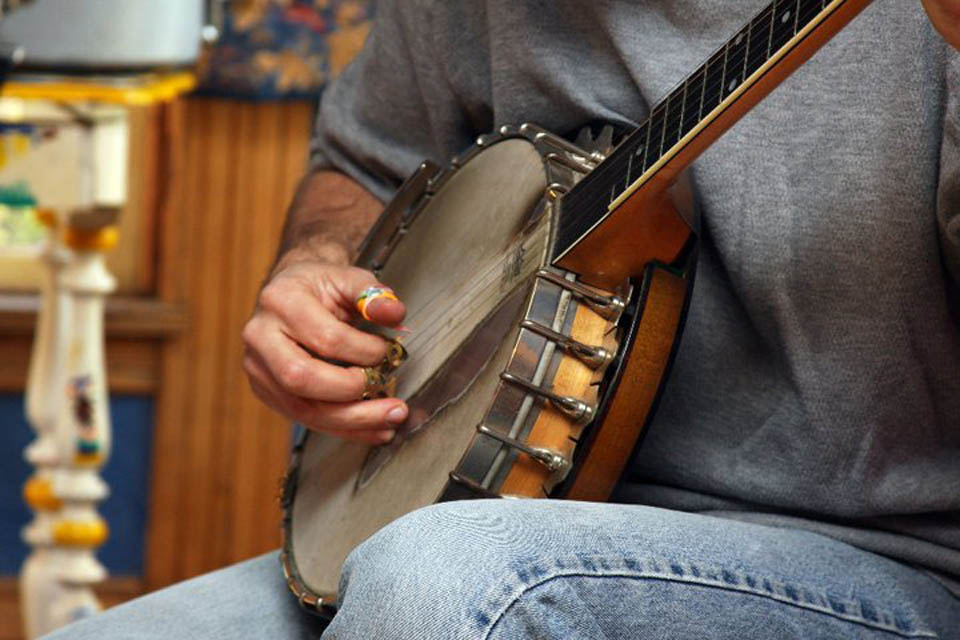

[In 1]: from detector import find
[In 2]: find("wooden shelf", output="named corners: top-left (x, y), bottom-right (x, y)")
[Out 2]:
top-left (0, 293), bottom-right (187, 338)
top-left (0, 293), bottom-right (184, 393)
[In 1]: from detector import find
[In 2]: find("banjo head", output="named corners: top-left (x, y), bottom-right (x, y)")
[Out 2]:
top-left (288, 134), bottom-right (553, 601)
top-left (282, 125), bottom-right (631, 615)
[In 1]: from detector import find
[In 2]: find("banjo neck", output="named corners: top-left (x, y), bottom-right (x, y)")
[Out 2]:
top-left (554, 0), bottom-right (873, 289)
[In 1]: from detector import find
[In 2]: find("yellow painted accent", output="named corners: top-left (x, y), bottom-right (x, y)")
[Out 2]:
top-left (64, 225), bottom-right (119, 252)
top-left (35, 208), bottom-right (58, 229)
top-left (1, 72), bottom-right (196, 106)
top-left (11, 132), bottom-right (30, 154)
top-left (606, 0), bottom-right (849, 215)
top-left (52, 519), bottom-right (109, 548)
top-left (73, 451), bottom-right (105, 466)
top-left (23, 477), bottom-right (63, 511)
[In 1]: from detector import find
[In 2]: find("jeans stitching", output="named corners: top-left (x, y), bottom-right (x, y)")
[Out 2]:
top-left (484, 575), bottom-right (615, 640)
top-left (472, 556), bottom-right (939, 639)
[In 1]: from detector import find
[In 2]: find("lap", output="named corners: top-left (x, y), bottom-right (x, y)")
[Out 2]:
top-left (326, 500), bottom-right (959, 639)
top-left (40, 501), bottom-right (960, 639)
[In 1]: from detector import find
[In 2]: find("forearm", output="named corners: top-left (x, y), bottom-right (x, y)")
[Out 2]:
top-left (273, 169), bottom-right (384, 272)
top-left (922, 0), bottom-right (960, 49)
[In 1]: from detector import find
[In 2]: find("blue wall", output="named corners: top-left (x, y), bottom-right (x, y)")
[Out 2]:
top-left (0, 393), bottom-right (154, 575)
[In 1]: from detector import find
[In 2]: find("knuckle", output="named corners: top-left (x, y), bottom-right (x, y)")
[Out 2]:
top-left (312, 323), bottom-right (342, 354)
top-left (258, 282), bottom-right (287, 311)
top-left (240, 321), bottom-right (259, 347)
top-left (277, 360), bottom-right (311, 393)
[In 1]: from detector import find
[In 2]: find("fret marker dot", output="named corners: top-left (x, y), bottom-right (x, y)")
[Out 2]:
top-left (728, 79), bottom-right (738, 93)
top-left (635, 146), bottom-right (644, 156)
top-left (735, 33), bottom-right (744, 46)
top-left (781, 11), bottom-right (791, 23)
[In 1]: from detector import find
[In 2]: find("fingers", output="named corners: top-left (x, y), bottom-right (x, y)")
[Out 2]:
top-left (244, 349), bottom-right (407, 444)
top-left (281, 297), bottom-right (389, 367)
top-left (243, 314), bottom-right (366, 402)
top-left (245, 260), bottom-right (411, 445)
top-left (258, 264), bottom-right (404, 365)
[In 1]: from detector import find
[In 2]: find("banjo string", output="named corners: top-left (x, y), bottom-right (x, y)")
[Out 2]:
top-left (371, 239), bottom-right (546, 399)
top-left (392, 223), bottom-right (549, 355)
top-left (391, 235), bottom-right (546, 371)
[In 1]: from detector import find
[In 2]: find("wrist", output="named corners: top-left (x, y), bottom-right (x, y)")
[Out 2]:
top-left (272, 241), bottom-right (352, 275)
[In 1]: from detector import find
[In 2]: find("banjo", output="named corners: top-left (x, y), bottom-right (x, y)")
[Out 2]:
top-left (282, 0), bottom-right (873, 617)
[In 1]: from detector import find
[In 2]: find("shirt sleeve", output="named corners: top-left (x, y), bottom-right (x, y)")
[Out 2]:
top-left (309, 0), bottom-right (491, 202)
top-left (938, 52), bottom-right (960, 288)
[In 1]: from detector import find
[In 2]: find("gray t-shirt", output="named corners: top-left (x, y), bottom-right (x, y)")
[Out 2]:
top-left (310, 0), bottom-right (960, 593)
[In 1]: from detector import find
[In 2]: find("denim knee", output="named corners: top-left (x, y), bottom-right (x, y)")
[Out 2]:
top-left (322, 501), bottom-right (956, 640)
top-left (325, 500), bottom-right (538, 639)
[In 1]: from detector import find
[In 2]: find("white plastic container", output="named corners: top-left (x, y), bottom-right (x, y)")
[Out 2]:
top-left (0, 0), bottom-right (205, 70)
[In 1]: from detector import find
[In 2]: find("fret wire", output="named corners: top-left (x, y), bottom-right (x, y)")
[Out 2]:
top-left (652, 103), bottom-right (668, 171)
top-left (767, 0), bottom-right (778, 63)
top-left (723, 24), bottom-right (750, 97)
top-left (793, 0), bottom-right (801, 34)
top-left (624, 124), bottom-right (642, 188)
top-left (680, 67), bottom-right (706, 138)
top-left (696, 66), bottom-right (707, 130)
top-left (746, 3), bottom-right (775, 78)
top-left (662, 86), bottom-right (685, 152)
top-left (641, 122), bottom-right (652, 178)
top-left (678, 80), bottom-right (689, 142)
top-left (742, 17), bottom-right (753, 84)
top-left (658, 100), bottom-right (669, 161)
top-left (697, 58), bottom-right (708, 127)
top-left (720, 36), bottom-right (730, 102)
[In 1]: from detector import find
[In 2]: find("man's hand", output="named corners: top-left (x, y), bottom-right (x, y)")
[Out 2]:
top-left (242, 171), bottom-right (408, 444)
top-left (922, 0), bottom-right (960, 50)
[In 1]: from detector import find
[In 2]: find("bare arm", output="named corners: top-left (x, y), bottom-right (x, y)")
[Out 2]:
top-left (242, 170), bottom-right (408, 444)
top-left (271, 170), bottom-right (382, 272)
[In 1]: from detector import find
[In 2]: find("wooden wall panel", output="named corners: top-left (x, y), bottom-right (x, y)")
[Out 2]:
top-left (145, 98), bottom-right (315, 590)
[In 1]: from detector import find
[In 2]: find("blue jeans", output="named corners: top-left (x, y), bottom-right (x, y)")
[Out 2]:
top-left (47, 501), bottom-right (959, 639)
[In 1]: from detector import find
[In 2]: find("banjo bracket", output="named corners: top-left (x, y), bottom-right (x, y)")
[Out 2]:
top-left (476, 424), bottom-right (572, 480)
top-left (500, 372), bottom-right (595, 426)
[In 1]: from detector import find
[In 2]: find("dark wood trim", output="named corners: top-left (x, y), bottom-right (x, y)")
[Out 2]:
top-left (0, 336), bottom-right (161, 394)
top-left (0, 293), bottom-right (187, 339)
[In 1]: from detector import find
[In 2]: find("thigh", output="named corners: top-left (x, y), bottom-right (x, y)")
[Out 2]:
top-left (43, 552), bottom-right (325, 640)
top-left (325, 500), bottom-right (959, 639)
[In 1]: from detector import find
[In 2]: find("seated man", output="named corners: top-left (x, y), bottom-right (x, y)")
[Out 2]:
top-left (50, 0), bottom-right (960, 638)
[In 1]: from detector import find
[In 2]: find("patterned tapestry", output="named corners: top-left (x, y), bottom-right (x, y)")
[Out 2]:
top-left (197, 0), bottom-right (374, 99)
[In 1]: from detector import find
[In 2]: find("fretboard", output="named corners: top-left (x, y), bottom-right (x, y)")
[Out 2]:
top-left (555, 0), bottom-right (869, 261)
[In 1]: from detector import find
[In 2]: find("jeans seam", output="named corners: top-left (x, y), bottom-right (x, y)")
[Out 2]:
top-left (473, 558), bottom-right (939, 640)
top-left (483, 576), bottom-right (615, 640)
